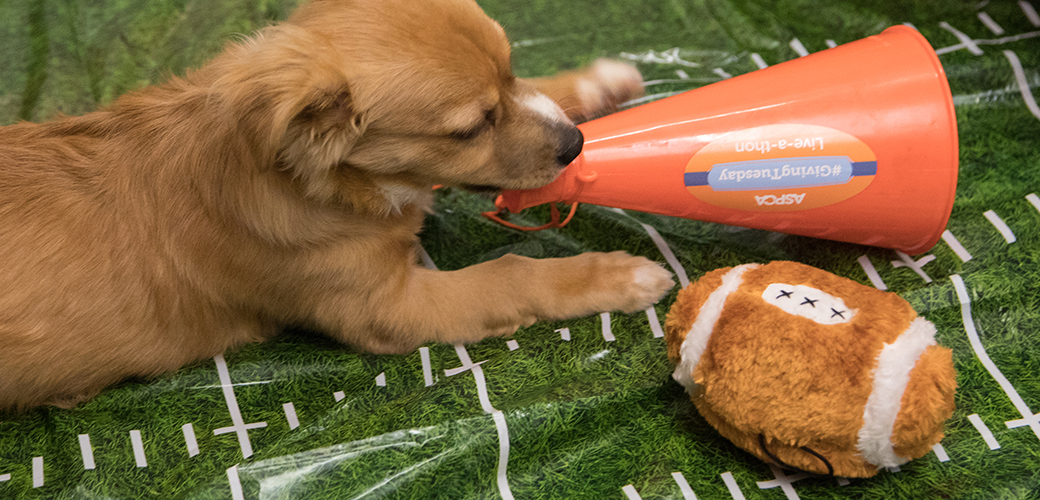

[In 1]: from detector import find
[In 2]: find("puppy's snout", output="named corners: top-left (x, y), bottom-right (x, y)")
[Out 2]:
top-left (556, 125), bottom-right (584, 166)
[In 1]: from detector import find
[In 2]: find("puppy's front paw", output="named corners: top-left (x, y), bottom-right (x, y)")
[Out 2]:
top-left (565, 251), bottom-right (674, 316)
top-left (611, 252), bottom-right (675, 313)
top-left (574, 59), bottom-right (644, 120)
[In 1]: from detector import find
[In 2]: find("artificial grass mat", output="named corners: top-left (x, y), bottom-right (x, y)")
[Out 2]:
top-left (2, 0), bottom-right (1040, 498)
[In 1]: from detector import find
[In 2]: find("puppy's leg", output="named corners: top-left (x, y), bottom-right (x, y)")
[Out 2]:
top-left (316, 251), bottom-right (673, 353)
top-left (526, 59), bottom-right (643, 123)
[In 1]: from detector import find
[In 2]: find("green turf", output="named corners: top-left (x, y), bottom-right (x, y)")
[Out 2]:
top-left (2, 0), bottom-right (1040, 498)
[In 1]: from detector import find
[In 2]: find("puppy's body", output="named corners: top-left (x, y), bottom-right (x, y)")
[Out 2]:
top-left (0, 0), bottom-right (670, 411)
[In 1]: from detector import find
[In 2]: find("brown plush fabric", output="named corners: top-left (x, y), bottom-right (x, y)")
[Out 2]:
top-left (665, 261), bottom-right (956, 478)
top-left (664, 266), bottom-right (729, 365)
top-left (892, 345), bottom-right (958, 459)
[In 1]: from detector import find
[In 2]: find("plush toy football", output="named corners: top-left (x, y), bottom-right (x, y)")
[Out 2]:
top-left (664, 261), bottom-right (956, 478)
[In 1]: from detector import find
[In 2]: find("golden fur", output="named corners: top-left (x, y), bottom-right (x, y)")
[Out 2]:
top-left (665, 262), bottom-right (955, 478)
top-left (0, 0), bottom-right (672, 412)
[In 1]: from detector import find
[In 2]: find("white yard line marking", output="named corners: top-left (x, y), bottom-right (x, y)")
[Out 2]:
top-left (609, 207), bottom-right (689, 286)
top-left (646, 308), bottom-right (665, 338)
top-left (418, 245), bottom-right (437, 269)
top-left (757, 464), bottom-right (809, 500)
top-left (557, 327), bottom-right (571, 341)
top-left (130, 430), bottom-right (147, 468)
top-left (942, 230), bottom-right (973, 262)
top-left (32, 456), bottom-right (43, 488)
top-left (212, 354), bottom-right (268, 459)
top-left (857, 255), bottom-right (888, 290)
top-left (622, 484), bottom-right (643, 499)
top-left (978, 12), bottom-right (1006, 35)
top-left (983, 210), bottom-right (1017, 243)
top-left (283, 402), bottom-right (300, 430)
top-left (789, 38), bottom-right (810, 57)
top-left (445, 342), bottom-right (514, 498)
top-left (375, 372), bottom-right (387, 387)
top-left (1022, 1), bottom-right (1040, 26)
top-left (939, 22), bottom-right (984, 55)
top-left (333, 391), bottom-right (345, 402)
top-left (183, 423), bottom-right (200, 457)
top-left (600, 312), bottom-right (615, 342)
top-left (1004, 413), bottom-right (1040, 432)
top-left (481, 398), bottom-right (510, 496)
top-left (420, 247), bottom-right (514, 500)
top-left (825, 39), bottom-right (838, 48)
top-left (1003, 51), bottom-right (1040, 121)
top-left (952, 275), bottom-right (1040, 441)
top-left (967, 414), bottom-right (1002, 450)
top-left (417, 245), bottom-right (437, 271)
top-left (493, 411), bottom-right (515, 500)
top-left (985, 30), bottom-right (1040, 44)
top-left (619, 47), bottom-right (699, 67)
top-left (228, 465), bottom-right (245, 500)
top-left (637, 219), bottom-right (690, 288)
top-left (750, 53), bottom-right (769, 69)
top-left (505, 340), bottom-right (519, 351)
top-left (78, 434), bottom-right (95, 470)
top-left (675, 69), bottom-right (690, 79)
top-left (1027, 193), bottom-right (1040, 213)
top-left (891, 251), bottom-right (935, 283)
top-left (447, 344), bottom-right (497, 413)
top-left (713, 68), bottom-right (733, 79)
top-left (672, 472), bottom-right (699, 499)
top-left (954, 87), bottom-right (1028, 105)
top-left (420, 347), bottom-right (435, 386)
top-left (0, 474), bottom-right (9, 482)
top-left (721, 472), bottom-right (747, 500)
top-left (444, 360), bottom-right (486, 377)
top-left (936, 30), bottom-right (1040, 54)
top-left (932, 443), bottom-right (951, 462)
top-left (511, 35), bottom-right (572, 48)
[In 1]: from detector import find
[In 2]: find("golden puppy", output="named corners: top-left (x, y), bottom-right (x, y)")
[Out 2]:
top-left (0, 0), bottom-right (673, 411)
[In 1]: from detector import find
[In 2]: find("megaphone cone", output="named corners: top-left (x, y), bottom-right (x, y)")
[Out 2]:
top-left (492, 26), bottom-right (958, 255)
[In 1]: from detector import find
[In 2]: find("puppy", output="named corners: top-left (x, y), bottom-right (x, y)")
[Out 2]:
top-left (0, 0), bottom-right (672, 412)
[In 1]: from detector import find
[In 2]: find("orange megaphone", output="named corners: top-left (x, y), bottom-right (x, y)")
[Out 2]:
top-left (490, 26), bottom-right (958, 254)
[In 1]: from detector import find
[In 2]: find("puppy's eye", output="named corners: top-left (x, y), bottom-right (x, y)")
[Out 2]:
top-left (449, 125), bottom-right (485, 141)
top-left (449, 109), bottom-right (496, 141)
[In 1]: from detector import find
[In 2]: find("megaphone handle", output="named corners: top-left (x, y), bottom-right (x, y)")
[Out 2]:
top-left (482, 202), bottom-right (580, 231)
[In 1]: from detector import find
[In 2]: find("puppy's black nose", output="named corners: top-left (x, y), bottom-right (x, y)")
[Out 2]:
top-left (556, 125), bottom-right (584, 166)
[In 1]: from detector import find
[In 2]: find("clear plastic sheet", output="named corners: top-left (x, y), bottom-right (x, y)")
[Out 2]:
top-left (1, 0), bottom-right (1040, 498)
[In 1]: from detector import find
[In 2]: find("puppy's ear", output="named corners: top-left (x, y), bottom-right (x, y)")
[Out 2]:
top-left (280, 86), bottom-right (366, 202)
top-left (208, 25), bottom-right (364, 200)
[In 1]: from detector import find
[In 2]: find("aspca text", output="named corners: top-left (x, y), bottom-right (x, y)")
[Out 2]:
top-left (755, 193), bottom-right (806, 206)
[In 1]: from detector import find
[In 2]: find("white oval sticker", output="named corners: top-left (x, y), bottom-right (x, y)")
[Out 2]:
top-left (762, 283), bottom-right (857, 325)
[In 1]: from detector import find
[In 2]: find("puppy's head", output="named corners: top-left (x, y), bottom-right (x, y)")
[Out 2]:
top-left (216, 0), bottom-right (583, 212)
